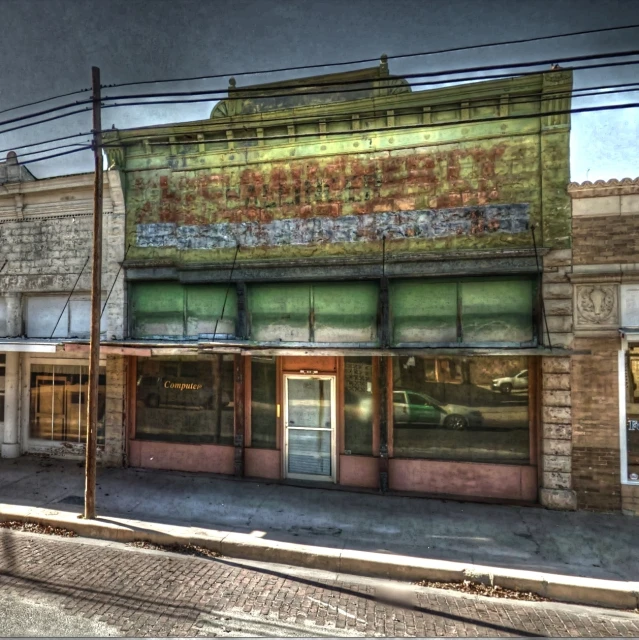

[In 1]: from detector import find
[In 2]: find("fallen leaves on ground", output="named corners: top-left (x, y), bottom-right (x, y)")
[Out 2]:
top-left (0, 520), bottom-right (77, 537)
top-left (128, 540), bottom-right (219, 559)
top-left (413, 578), bottom-right (548, 602)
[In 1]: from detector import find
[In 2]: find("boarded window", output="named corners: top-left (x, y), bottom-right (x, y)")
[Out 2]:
top-left (130, 282), bottom-right (237, 339)
top-left (25, 295), bottom-right (106, 339)
top-left (390, 281), bottom-right (457, 344)
top-left (389, 277), bottom-right (535, 346)
top-left (248, 281), bottom-right (378, 344)
top-left (461, 279), bottom-right (534, 343)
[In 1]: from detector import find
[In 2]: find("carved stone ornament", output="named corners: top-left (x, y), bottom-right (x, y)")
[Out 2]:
top-left (575, 284), bottom-right (618, 326)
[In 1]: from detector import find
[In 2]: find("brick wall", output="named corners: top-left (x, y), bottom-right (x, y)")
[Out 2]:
top-left (0, 173), bottom-right (126, 339)
top-left (573, 214), bottom-right (639, 266)
top-left (571, 337), bottom-right (622, 511)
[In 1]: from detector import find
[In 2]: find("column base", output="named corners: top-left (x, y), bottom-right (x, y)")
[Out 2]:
top-left (540, 488), bottom-right (577, 510)
top-left (1, 443), bottom-right (20, 459)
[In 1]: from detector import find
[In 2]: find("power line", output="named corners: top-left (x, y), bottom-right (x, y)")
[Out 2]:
top-left (101, 48), bottom-right (639, 102)
top-left (17, 145), bottom-right (92, 167)
top-left (4, 141), bottom-right (93, 161)
top-left (99, 100), bottom-right (639, 155)
top-left (0, 98), bottom-right (92, 129)
top-left (105, 23), bottom-right (639, 89)
top-left (0, 107), bottom-right (92, 137)
top-left (0, 87), bottom-right (90, 117)
top-left (0, 131), bottom-right (94, 155)
top-left (101, 83), bottom-right (639, 120)
top-left (99, 81), bottom-right (639, 146)
top-left (101, 59), bottom-right (639, 136)
top-left (2, 22), bottom-right (637, 125)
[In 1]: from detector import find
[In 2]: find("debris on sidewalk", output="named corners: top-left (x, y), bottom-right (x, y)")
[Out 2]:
top-left (414, 578), bottom-right (548, 602)
top-left (0, 520), bottom-right (77, 537)
top-left (128, 540), bottom-right (219, 559)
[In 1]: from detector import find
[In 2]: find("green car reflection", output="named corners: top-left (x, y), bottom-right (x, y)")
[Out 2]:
top-left (392, 389), bottom-right (483, 430)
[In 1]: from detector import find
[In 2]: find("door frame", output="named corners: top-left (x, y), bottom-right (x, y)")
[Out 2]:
top-left (283, 373), bottom-right (337, 483)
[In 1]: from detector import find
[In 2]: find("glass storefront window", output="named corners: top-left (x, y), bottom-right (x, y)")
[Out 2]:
top-left (391, 356), bottom-right (530, 464)
top-left (29, 363), bottom-right (105, 445)
top-left (251, 356), bottom-right (277, 449)
top-left (135, 356), bottom-right (234, 445)
top-left (344, 356), bottom-right (374, 456)
top-left (625, 345), bottom-right (639, 482)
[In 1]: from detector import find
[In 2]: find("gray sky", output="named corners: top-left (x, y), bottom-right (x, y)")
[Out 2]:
top-left (1, 0), bottom-right (638, 182)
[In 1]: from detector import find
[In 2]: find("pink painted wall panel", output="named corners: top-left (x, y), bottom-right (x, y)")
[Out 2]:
top-left (128, 440), bottom-right (235, 475)
top-left (389, 459), bottom-right (537, 501)
top-left (245, 448), bottom-right (281, 479)
top-left (339, 455), bottom-right (378, 489)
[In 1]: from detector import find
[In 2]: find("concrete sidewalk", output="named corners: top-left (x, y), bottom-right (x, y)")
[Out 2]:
top-left (1, 457), bottom-right (638, 608)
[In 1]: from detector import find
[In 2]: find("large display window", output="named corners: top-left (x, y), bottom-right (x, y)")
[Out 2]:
top-left (391, 356), bottom-right (531, 464)
top-left (134, 355), bottom-right (234, 445)
top-left (29, 363), bottom-right (106, 445)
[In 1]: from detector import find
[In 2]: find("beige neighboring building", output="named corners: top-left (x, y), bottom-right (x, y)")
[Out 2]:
top-left (569, 177), bottom-right (639, 516)
top-left (0, 153), bottom-right (126, 465)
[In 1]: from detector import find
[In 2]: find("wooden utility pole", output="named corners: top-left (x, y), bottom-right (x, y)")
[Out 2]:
top-left (84, 66), bottom-right (103, 520)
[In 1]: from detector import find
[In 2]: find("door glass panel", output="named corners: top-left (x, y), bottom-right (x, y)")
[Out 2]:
top-left (287, 429), bottom-right (332, 476)
top-left (287, 379), bottom-right (331, 428)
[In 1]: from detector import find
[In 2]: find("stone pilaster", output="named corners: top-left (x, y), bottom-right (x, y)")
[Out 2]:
top-left (539, 356), bottom-right (577, 510)
top-left (103, 354), bottom-right (127, 467)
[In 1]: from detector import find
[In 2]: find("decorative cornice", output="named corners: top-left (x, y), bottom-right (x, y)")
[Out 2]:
top-left (568, 177), bottom-right (639, 197)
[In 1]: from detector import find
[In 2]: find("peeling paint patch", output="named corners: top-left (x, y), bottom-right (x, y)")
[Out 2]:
top-left (136, 203), bottom-right (529, 249)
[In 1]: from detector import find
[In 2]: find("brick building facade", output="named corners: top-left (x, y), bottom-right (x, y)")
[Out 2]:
top-left (0, 157), bottom-right (126, 465)
top-left (93, 62), bottom-right (580, 507)
top-left (569, 177), bottom-right (639, 515)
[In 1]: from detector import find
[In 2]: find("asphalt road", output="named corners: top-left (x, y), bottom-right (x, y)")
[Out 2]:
top-left (1, 529), bottom-right (639, 637)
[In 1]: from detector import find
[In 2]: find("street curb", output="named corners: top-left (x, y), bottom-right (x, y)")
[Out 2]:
top-left (2, 503), bottom-right (638, 610)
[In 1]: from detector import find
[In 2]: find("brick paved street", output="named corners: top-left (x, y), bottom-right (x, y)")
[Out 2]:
top-left (1, 529), bottom-right (639, 638)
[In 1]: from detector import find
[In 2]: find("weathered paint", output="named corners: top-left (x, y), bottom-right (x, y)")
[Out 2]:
top-left (130, 281), bottom-right (237, 338)
top-left (136, 203), bottom-right (529, 249)
top-left (104, 69), bottom-right (572, 266)
top-left (388, 458), bottom-right (538, 501)
top-left (248, 281), bottom-right (379, 343)
top-left (389, 277), bottom-right (535, 345)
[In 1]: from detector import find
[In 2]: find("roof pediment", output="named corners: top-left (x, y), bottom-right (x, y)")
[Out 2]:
top-left (211, 55), bottom-right (411, 118)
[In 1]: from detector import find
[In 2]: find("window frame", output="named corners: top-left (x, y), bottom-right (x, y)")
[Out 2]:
top-left (619, 338), bottom-right (639, 486)
top-left (21, 355), bottom-right (107, 453)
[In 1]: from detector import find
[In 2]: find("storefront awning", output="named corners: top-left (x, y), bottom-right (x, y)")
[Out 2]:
top-left (58, 339), bottom-right (586, 358)
top-left (0, 339), bottom-right (62, 353)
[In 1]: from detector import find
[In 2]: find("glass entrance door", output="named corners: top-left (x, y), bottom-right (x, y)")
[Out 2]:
top-left (284, 375), bottom-right (336, 482)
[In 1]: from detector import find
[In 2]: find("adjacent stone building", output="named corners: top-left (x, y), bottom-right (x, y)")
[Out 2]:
top-left (569, 177), bottom-right (639, 515)
top-left (0, 154), bottom-right (126, 465)
top-left (98, 61), bottom-right (577, 507)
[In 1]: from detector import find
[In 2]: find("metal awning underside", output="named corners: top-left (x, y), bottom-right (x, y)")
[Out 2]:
top-left (59, 339), bottom-right (585, 357)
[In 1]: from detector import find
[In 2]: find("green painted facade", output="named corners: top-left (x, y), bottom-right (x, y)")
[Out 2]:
top-left (107, 62), bottom-right (571, 346)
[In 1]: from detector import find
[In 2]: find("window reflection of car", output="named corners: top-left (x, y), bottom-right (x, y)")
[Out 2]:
top-left (491, 370), bottom-right (528, 395)
top-left (392, 389), bottom-right (483, 430)
top-left (137, 375), bottom-right (229, 410)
